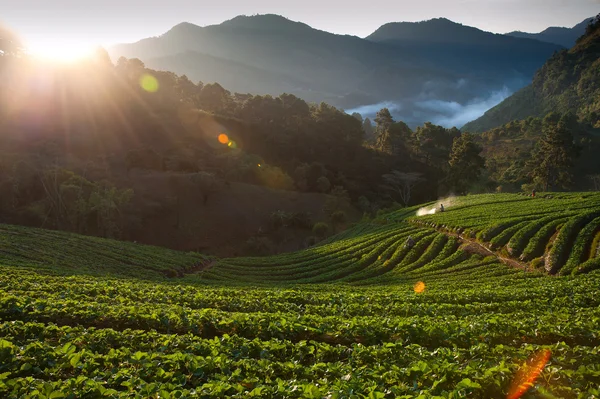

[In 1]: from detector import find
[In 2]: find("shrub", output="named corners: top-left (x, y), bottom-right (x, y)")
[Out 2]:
top-left (312, 222), bottom-right (329, 238)
top-left (331, 210), bottom-right (346, 224)
top-left (245, 236), bottom-right (274, 255)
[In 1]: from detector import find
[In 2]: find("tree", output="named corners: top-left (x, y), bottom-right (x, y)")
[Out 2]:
top-left (324, 186), bottom-right (350, 216)
top-left (189, 172), bottom-right (221, 205)
top-left (312, 222), bottom-right (329, 238)
top-left (528, 120), bottom-right (580, 191)
top-left (381, 171), bottom-right (424, 206)
top-left (316, 176), bottom-right (331, 193)
top-left (362, 118), bottom-right (375, 140)
top-left (415, 122), bottom-right (460, 167)
top-left (589, 175), bottom-right (600, 191)
top-left (374, 108), bottom-right (395, 153)
top-left (447, 133), bottom-right (485, 194)
top-left (0, 24), bottom-right (23, 56)
top-left (351, 112), bottom-right (363, 123)
top-left (330, 210), bottom-right (346, 232)
top-left (374, 108), bottom-right (394, 134)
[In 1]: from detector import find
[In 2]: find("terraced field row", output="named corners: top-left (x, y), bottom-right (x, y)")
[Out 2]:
top-left (1, 261), bottom-right (599, 398)
top-left (202, 224), bottom-right (493, 284)
top-left (409, 193), bottom-right (600, 275)
top-left (2, 193), bottom-right (600, 397)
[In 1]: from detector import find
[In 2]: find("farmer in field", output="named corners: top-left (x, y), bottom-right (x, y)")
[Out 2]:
top-left (531, 189), bottom-right (536, 198)
top-left (440, 203), bottom-right (445, 212)
top-left (405, 235), bottom-right (415, 249)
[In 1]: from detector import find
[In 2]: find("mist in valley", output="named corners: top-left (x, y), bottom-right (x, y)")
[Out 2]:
top-left (346, 85), bottom-right (513, 129)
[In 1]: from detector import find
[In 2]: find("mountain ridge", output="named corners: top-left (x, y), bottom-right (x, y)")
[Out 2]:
top-left (109, 14), bottom-right (564, 127)
top-left (462, 17), bottom-right (600, 132)
top-left (507, 18), bottom-right (593, 48)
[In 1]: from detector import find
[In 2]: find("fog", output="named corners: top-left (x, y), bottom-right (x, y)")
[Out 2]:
top-left (415, 87), bottom-right (511, 128)
top-left (346, 101), bottom-right (402, 117)
top-left (346, 85), bottom-right (513, 129)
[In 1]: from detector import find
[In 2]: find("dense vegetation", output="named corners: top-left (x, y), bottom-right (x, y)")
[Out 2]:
top-left (474, 112), bottom-right (600, 192)
top-left (1, 15), bottom-right (599, 257)
top-left (463, 15), bottom-right (600, 132)
top-left (1, 193), bottom-right (600, 397)
top-left (0, 44), bottom-right (490, 254)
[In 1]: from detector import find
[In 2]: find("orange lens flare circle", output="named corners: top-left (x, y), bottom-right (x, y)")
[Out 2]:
top-left (507, 349), bottom-right (552, 399)
top-left (218, 133), bottom-right (229, 144)
top-left (414, 281), bottom-right (426, 293)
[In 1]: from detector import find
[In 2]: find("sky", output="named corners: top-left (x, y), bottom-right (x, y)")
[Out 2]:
top-left (3, 0), bottom-right (599, 49)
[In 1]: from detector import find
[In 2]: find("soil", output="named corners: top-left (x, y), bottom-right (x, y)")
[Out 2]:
top-left (113, 171), bottom-right (359, 257)
top-left (423, 225), bottom-right (533, 272)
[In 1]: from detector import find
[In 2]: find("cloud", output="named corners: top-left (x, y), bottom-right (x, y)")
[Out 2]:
top-left (415, 86), bottom-right (511, 128)
top-left (345, 101), bottom-right (402, 116)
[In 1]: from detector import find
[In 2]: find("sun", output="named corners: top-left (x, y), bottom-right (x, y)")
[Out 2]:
top-left (27, 39), bottom-right (95, 63)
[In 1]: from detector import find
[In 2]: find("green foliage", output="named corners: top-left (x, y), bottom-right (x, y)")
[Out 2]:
top-left (245, 236), bottom-right (274, 255)
top-left (316, 176), bottom-right (331, 193)
top-left (1, 193), bottom-right (600, 397)
top-left (312, 222), bottom-right (329, 238)
top-left (324, 186), bottom-right (350, 216)
top-left (527, 117), bottom-right (580, 191)
top-left (447, 133), bottom-right (485, 193)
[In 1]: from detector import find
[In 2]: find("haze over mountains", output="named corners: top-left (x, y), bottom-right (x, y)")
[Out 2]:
top-left (463, 19), bottom-right (600, 132)
top-left (109, 14), bottom-right (566, 128)
top-left (507, 18), bottom-right (593, 48)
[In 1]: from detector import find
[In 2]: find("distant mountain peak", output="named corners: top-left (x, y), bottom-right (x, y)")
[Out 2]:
top-left (366, 17), bottom-right (499, 43)
top-left (219, 14), bottom-right (312, 32)
top-left (164, 22), bottom-right (202, 37)
top-left (506, 17), bottom-right (593, 48)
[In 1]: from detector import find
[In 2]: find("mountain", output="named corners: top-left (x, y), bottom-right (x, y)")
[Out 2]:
top-left (463, 18), bottom-right (600, 132)
top-left (110, 15), bottom-right (563, 127)
top-left (507, 18), bottom-right (593, 48)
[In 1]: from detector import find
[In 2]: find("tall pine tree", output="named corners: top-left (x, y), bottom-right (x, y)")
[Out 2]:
top-left (447, 133), bottom-right (485, 194)
top-left (528, 118), bottom-right (580, 191)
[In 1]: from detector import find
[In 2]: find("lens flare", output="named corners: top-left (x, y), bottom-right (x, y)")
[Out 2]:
top-left (218, 134), bottom-right (229, 144)
top-left (507, 349), bottom-right (552, 399)
top-left (414, 281), bottom-right (426, 293)
top-left (257, 164), bottom-right (262, 167)
top-left (140, 74), bottom-right (159, 93)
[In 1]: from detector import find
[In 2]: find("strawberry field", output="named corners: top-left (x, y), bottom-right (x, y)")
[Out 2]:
top-left (1, 193), bottom-right (600, 398)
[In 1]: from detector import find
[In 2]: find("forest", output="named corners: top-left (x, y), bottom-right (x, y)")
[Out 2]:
top-left (0, 18), bottom-right (599, 255)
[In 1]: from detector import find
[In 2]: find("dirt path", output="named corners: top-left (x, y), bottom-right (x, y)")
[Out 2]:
top-left (414, 223), bottom-right (533, 272)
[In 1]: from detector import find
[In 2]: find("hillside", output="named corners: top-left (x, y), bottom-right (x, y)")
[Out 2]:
top-left (1, 193), bottom-right (600, 397)
top-left (109, 15), bottom-right (562, 126)
top-left (463, 18), bottom-right (600, 132)
top-left (507, 17), bottom-right (592, 48)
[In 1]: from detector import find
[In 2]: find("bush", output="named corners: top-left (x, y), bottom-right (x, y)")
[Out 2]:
top-left (245, 236), bottom-right (274, 255)
top-left (270, 210), bottom-right (292, 229)
top-left (331, 210), bottom-right (346, 224)
top-left (304, 236), bottom-right (318, 247)
top-left (289, 211), bottom-right (313, 229)
top-left (312, 222), bottom-right (329, 238)
top-left (316, 176), bottom-right (331, 193)
top-left (357, 196), bottom-right (371, 213)
top-left (270, 211), bottom-right (312, 229)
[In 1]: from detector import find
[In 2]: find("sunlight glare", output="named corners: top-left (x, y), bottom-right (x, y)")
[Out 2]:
top-left (218, 134), bottom-right (229, 144)
top-left (140, 74), bottom-right (159, 93)
top-left (414, 281), bottom-right (426, 293)
top-left (27, 40), bottom-right (95, 63)
top-left (507, 349), bottom-right (552, 399)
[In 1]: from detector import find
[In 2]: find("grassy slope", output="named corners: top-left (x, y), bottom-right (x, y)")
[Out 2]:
top-left (1, 194), bottom-right (600, 397)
